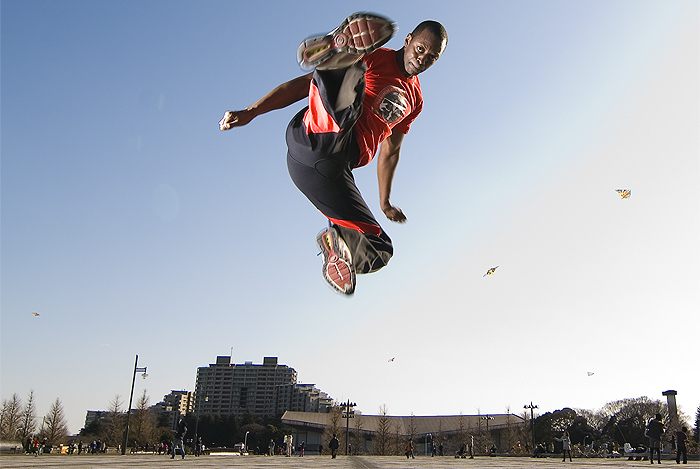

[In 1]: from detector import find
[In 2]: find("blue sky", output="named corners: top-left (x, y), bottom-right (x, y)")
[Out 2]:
top-left (2, 1), bottom-right (698, 434)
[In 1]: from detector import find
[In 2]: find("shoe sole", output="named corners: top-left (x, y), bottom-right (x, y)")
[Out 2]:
top-left (317, 228), bottom-right (356, 295)
top-left (298, 13), bottom-right (396, 70)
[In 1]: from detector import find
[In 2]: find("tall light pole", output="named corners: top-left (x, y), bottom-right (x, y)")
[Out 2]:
top-left (481, 415), bottom-right (494, 433)
top-left (193, 395), bottom-right (207, 455)
top-left (341, 400), bottom-right (356, 455)
top-left (244, 430), bottom-right (250, 454)
top-left (524, 402), bottom-right (538, 452)
top-left (121, 354), bottom-right (147, 455)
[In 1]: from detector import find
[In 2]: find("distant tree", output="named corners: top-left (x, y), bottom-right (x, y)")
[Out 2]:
top-left (436, 418), bottom-right (444, 453)
top-left (517, 410), bottom-right (533, 452)
top-left (534, 408), bottom-right (576, 448)
top-left (550, 408), bottom-right (577, 434)
top-left (567, 414), bottom-right (599, 445)
top-left (407, 413), bottom-right (417, 440)
top-left (602, 396), bottom-right (666, 424)
top-left (351, 412), bottom-right (365, 455)
top-left (456, 411), bottom-right (466, 450)
top-left (392, 421), bottom-right (402, 456)
top-left (18, 390), bottom-right (37, 441)
top-left (39, 398), bottom-right (68, 445)
top-left (132, 390), bottom-right (156, 446)
top-left (103, 394), bottom-right (125, 447)
top-left (0, 393), bottom-right (23, 440)
top-left (373, 404), bottom-right (391, 455)
top-left (80, 418), bottom-right (103, 437)
top-left (251, 414), bottom-right (291, 453)
top-left (199, 414), bottom-right (238, 448)
top-left (694, 406), bottom-right (700, 443)
top-left (238, 422), bottom-right (266, 453)
top-left (599, 397), bottom-right (666, 446)
top-left (503, 406), bottom-right (516, 452)
top-left (574, 407), bottom-right (608, 434)
top-left (473, 409), bottom-right (493, 455)
top-left (322, 405), bottom-right (343, 452)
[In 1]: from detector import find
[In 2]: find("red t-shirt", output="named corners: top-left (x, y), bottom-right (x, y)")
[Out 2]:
top-left (354, 48), bottom-right (423, 167)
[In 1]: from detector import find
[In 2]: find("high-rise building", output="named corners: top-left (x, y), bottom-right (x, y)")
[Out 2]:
top-left (193, 356), bottom-right (332, 417)
top-left (275, 383), bottom-right (333, 414)
top-left (83, 410), bottom-right (111, 430)
top-left (194, 356), bottom-right (295, 417)
top-left (153, 390), bottom-right (193, 430)
top-left (163, 390), bottom-right (194, 415)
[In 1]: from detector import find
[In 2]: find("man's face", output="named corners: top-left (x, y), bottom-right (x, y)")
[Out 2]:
top-left (402, 29), bottom-right (445, 77)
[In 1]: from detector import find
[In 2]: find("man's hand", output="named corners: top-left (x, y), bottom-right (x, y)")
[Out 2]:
top-left (219, 109), bottom-right (256, 130)
top-left (382, 204), bottom-right (407, 223)
top-left (219, 73), bottom-right (313, 131)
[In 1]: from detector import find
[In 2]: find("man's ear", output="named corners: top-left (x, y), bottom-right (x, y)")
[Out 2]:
top-left (404, 33), bottom-right (412, 47)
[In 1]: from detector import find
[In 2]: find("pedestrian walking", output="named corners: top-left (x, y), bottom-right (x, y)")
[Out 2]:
top-left (676, 426), bottom-right (688, 464)
top-left (329, 434), bottom-right (339, 459)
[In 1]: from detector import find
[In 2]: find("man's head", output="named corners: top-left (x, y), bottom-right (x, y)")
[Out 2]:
top-left (398, 20), bottom-right (448, 77)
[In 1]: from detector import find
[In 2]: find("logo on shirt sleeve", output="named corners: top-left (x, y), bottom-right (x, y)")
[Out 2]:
top-left (373, 86), bottom-right (409, 124)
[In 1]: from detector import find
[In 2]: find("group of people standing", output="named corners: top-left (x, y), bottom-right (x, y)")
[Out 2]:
top-left (266, 434), bottom-right (337, 457)
top-left (555, 414), bottom-right (690, 464)
top-left (646, 413), bottom-right (690, 465)
top-left (23, 437), bottom-right (109, 455)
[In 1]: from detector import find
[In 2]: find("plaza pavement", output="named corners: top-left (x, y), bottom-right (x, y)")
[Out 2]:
top-left (1, 454), bottom-right (698, 469)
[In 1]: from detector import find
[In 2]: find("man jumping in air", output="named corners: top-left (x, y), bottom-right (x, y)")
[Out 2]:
top-left (220, 13), bottom-right (447, 295)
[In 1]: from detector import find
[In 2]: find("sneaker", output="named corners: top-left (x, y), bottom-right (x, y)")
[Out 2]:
top-left (317, 226), bottom-right (356, 295)
top-left (298, 12), bottom-right (396, 70)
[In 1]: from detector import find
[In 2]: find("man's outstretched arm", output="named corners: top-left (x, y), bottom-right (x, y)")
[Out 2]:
top-left (377, 130), bottom-right (407, 223)
top-left (219, 73), bottom-right (313, 130)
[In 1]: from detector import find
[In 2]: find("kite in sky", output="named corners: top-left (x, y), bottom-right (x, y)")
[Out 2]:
top-left (388, 357), bottom-right (395, 362)
top-left (616, 189), bottom-right (631, 199)
top-left (483, 266), bottom-right (499, 277)
top-left (32, 312), bottom-right (40, 317)
top-left (587, 372), bottom-right (595, 376)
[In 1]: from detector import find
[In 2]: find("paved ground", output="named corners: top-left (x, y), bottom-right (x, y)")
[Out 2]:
top-left (1, 454), bottom-right (698, 469)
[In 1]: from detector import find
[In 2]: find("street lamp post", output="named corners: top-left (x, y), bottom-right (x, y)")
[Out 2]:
top-left (481, 415), bottom-right (494, 432)
top-left (524, 402), bottom-right (538, 452)
top-left (121, 354), bottom-right (147, 455)
top-left (193, 395), bottom-right (207, 455)
top-left (244, 431), bottom-right (250, 454)
top-left (341, 400), bottom-right (356, 455)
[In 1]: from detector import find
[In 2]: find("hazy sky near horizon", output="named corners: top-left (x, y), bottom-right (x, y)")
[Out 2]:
top-left (2, 1), bottom-right (698, 434)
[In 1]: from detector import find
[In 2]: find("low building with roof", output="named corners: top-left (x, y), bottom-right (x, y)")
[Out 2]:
top-left (281, 410), bottom-right (527, 456)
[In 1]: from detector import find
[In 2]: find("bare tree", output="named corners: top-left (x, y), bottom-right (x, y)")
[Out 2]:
top-left (457, 411), bottom-right (466, 445)
top-left (0, 393), bottom-right (23, 440)
top-left (322, 405), bottom-right (343, 451)
top-left (132, 389), bottom-right (156, 446)
top-left (39, 398), bottom-right (68, 445)
top-left (473, 409), bottom-right (493, 455)
top-left (374, 404), bottom-right (391, 455)
top-left (392, 421), bottom-right (402, 456)
top-left (18, 390), bottom-right (37, 441)
top-left (519, 410), bottom-right (533, 451)
top-left (601, 397), bottom-right (666, 423)
top-left (503, 406), bottom-right (517, 452)
top-left (407, 412), bottom-right (417, 440)
top-left (103, 394), bottom-right (125, 447)
top-left (351, 412), bottom-right (364, 454)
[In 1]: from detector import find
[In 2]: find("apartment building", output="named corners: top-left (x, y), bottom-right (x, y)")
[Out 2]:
top-left (275, 383), bottom-right (333, 414)
top-left (194, 356), bottom-right (296, 417)
top-left (194, 356), bottom-right (332, 417)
